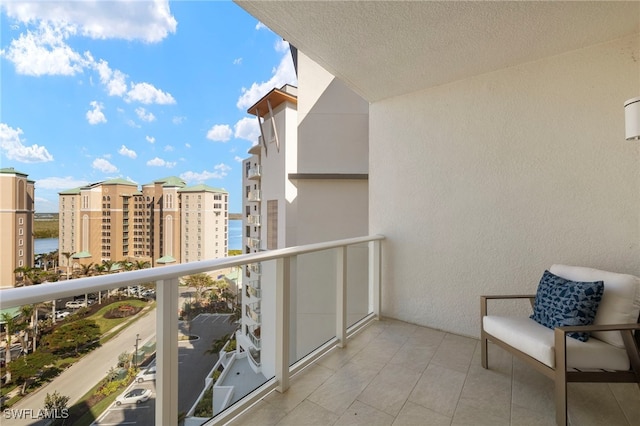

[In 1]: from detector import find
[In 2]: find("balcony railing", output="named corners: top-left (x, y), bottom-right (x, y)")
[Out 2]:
top-left (247, 190), bottom-right (262, 202)
top-left (247, 237), bottom-right (261, 249)
top-left (247, 214), bottom-right (261, 226)
top-left (0, 234), bottom-right (383, 425)
top-left (247, 165), bottom-right (262, 180)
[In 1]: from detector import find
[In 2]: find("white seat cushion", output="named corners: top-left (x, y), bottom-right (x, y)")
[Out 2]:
top-left (483, 315), bottom-right (630, 370)
top-left (550, 264), bottom-right (640, 348)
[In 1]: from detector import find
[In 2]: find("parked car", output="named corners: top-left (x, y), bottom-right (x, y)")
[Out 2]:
top-left (115, 388), bottom-right (152, 405)
top-left (54, 311), bottom-right (71, 319)
top-left (135, 365), bottom-right (156, 383)
top-left (65, 300), bottom-right (86, 309)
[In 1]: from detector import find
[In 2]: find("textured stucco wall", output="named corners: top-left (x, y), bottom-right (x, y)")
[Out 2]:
top-left (370, 34), bottom-right (640, 338)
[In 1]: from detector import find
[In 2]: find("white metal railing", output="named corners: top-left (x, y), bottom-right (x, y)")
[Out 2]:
top-left (247, 165), bottom-right (262, 179)
top-left (247, 214), bottom-right (261, 226)
top-left (247, 190), bottom-right (261, 202)
top-left (247, 237), bottom-right (261, 249)
top-left (0, 234), bottom-right (383, 425)
top-left (249, 263), bottom-right (261, 275)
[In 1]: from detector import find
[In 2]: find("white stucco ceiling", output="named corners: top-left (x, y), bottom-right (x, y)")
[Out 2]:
top-left (236, 1), bottom-right (640, 102)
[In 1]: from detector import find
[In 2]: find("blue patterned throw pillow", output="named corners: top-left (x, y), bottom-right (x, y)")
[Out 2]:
top-left (530, 270), bottom-right (604, 342)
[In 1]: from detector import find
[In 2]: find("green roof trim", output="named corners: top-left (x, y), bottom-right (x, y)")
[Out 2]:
top-left (59, 187), bottom-right (82, 195)
top-left (156, 255), bottom-right (176, 264)
top-left (0, 167), bottom-right (28, 176)
top-left (72, 251), bottom-right (92, 259)
top-left (145, 176), bottom-right (186, 188)
top-left (0, 307), bottom-right (21, 323)
top-left (101, 178), bottom-right (137, 186)
top-left (179, 184), bottom-right (228, 193)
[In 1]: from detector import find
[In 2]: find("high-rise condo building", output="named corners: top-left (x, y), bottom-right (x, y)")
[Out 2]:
top-left (0, 167), bottom-right (35, 288)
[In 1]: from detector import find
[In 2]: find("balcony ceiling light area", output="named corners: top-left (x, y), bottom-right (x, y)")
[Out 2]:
top-left (236, 1), bottom-right (639, 102)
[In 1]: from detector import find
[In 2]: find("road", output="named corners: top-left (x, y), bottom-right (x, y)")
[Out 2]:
top-left (5, 308), bottom-right (156, 426)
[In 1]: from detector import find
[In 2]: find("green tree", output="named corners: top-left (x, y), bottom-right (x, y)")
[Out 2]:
top-left (61, 251), bottom-right (73, 279)
top-left (44, 390), bottom-right (70, 412)
top-left (9, 350), bottom-right (55, 394)
top-left (1, 312), bottom-right (26, 383)
top-left (183, 273), bottom-right (215, 302)
top-left (41, 319), bottom-right (101, 355)
top-left (205, 333), bottom-right (231, 355)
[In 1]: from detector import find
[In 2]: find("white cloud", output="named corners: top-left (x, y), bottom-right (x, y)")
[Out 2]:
top-left (164, 145), bottom-right (174, 152)
top-left (92, 158), bottom-right (118, 173)
top-left (135, 107), bottom-right (156, 122)
top-left (233, 117), bottom-right (260, 143)
top-left (95, 59), bottom-right (128, 96)
top-left (86, 101), bottom-right (107, 124)
top-left (255, 22), bottom-right (268, 31)
top-left (146, 135), bottom-right (156, 144)
top-left (236, 53), bottom-right (297, 109)
top-left (2, 0), bottom-right (177, 43)
top-left (126, 119), bottom-right (140, 128)
top-left (233, 57), bottom-right (242, 65)
top-left (36, 176), bottom-right (89, 190)
top-left (206, 124), bottom-right (232, 142)
top-left (0, 22), bottom-right (90, 76)
top-left (185, 143), bottom-right (191, 148)
top-left (147, 157), bottom-right (176, 168)
top-left (126, 82), bottom-right (176, 105)
top-left (0, 123), bottom-right (54, 163)
top-left (234, 156), bottom-right (244, 163)
top-left (274, 38), bottom-right (289, 53)
top-left (118, 145), bottom-right (137, 159)
top-left (172, 116), bottom-right (186, 125)
top-left (180, 164), bottom-right (230, 183)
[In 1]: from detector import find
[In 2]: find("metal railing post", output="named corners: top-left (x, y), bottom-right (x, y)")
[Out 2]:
top-left (156, 278), bottom-right (179, 423)
top-left (369, 239), bottom-right (382, 318)
top-left (275, 256), bottom-right (291, 393)
top-left (336, 246), bottom-right (347, 348)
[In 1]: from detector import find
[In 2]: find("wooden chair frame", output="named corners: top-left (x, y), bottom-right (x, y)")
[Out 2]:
top-left (480, 295), bottom-right (640, 426)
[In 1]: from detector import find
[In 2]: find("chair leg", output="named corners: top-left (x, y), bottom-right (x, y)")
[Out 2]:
top-left (481, 332), bottom-right (488, 369)
top-left (555, 328), bottom-right (568, 426)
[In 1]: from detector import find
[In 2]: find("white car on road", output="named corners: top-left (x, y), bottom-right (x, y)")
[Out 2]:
top-left (115, 388), bottom-right (152, 405)
top-left (65, 300), bottom-right (87, 309)
top-left (135, 365), bottom-right (156, 383)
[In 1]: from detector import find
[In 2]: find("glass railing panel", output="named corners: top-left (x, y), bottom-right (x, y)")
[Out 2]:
top-left (347, 242), bottom-right (371, 328)
top-left (292, 248), bottom-right (338, 363)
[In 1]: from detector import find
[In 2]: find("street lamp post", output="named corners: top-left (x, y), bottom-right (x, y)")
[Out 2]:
top-left (134, 333), bottom-right (141, 369)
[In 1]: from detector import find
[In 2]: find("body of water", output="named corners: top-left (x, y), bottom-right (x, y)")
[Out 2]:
top-left (34, 219), bottom-right (243, 255)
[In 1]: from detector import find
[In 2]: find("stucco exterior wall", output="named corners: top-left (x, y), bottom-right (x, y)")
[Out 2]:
top-left (370, 34), bottom-right (640, 338)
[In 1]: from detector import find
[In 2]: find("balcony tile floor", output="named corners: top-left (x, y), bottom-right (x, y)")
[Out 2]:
top-left (228, 318), bottom-right (640, 426)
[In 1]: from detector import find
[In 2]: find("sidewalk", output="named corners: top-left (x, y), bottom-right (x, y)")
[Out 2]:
top-left (3, 307), bottom-right (157, 425)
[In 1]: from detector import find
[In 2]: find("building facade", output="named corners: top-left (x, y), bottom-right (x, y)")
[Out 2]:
top-left (58, 177), bottom-right (228, 271)
top-left (0, 168), bottom-right (35, 288)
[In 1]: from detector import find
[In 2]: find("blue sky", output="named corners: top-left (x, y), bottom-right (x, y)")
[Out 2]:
top-left (0, 0), bottom-right (296, 213)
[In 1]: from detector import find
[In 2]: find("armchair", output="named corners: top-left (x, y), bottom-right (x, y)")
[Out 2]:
top-left (480, 264), bottom-right (640, 426)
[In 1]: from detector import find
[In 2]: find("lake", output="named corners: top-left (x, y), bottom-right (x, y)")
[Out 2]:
top-left (34, 219), bottom-right (243, 254)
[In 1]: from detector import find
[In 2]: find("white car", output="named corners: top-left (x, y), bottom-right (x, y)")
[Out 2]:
top-left (65, 300), bottom-right (87, 309)
top-left (115, 388), bottom-right (152, 405)
top-left (54, 311), bottom-right (71, 319)
top-left (136, 365), bottom-right (156, 383)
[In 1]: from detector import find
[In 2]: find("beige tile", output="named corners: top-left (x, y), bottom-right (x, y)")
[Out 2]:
top-left (451, 399), bottom-right (510, 426)
top-left (567, 383), bottom-right (631, 426)
top-left (265, 362), bottom-right (334, 412)
top-left (457, 368), bottom-right (511, 420)
top-left (408, 364), bottom-right (466, 418)
top-left (609, 383), bottom-right (640, 426)
top-left (357, 364), bottom-right (421, 416)
top-left (388, 340), bottom-right (438, 373)
top-left (335, 400), bottom-right (395, 426)
top-left (510, 403), bottom-right (556, 426)
top-left (429, 334), bottom-right (477, 374)
top-left (308, 361), bottom-right (378, 414)
top-left (276, 400), bottom-right (339, 426)
top-left (511, 357), bottom-right (554, 413)
top-left (392, 400), bottom-right (452, 425)
top-left (228, 399), bottom-right (287, 426)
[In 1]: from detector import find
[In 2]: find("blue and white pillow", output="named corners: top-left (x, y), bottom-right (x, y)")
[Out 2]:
top-left (530, 270), bottom-right (604, 342)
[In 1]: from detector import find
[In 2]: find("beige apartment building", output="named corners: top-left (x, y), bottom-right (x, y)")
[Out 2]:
top-left (0, 168), bottom-right (35, 288)
top-left (59, 176), bottom-right (228, 272)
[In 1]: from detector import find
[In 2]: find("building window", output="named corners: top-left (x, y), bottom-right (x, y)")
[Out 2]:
top-left (19, 239), bottom-right (23, 246)
top-left (267, 200), bottom-right (278, 250)
top-left (18, 228), bottom-right (23, 235)
top-left (18, 218), bottom-right (24, 225)
top-left (19, 249), bottom-right (23, 257)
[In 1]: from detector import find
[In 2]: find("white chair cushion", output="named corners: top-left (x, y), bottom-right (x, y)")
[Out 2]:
top-left (483, 315), bottom-right (630, 370)
top-left (550, 264), bottom-right (640, 348)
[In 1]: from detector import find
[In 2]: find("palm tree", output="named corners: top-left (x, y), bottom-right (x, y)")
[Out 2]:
top-left (61, 252), bottom-right (73, 280)
top-left (13, 266), bottom-right (30, 286)
top-left (19, 305), bottom-right (34, 354)
top-left (132, 260), bottom-right (151, 270)
top-left (1, 312), bottom-right (23, 383)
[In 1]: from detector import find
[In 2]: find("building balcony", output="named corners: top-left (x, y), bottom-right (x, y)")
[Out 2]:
top-left (2, 234), bottom-right (636, 426)
top-left (247, 237), bottom-right (261, 249)
top-left (247, 165), bottom-right (262, 180)
top-left (247, 214), bottom-right (261, 226)
top-left (247, 190), bottom-right (262, 202)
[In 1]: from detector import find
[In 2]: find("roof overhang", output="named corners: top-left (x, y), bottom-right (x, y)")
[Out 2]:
top-left (247, 86), bottom-right (298, 117)
top-left (236, 1), bottom-right (640, 102)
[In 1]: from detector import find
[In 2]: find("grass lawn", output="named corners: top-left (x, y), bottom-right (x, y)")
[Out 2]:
top-left (88, 300), bottom-right (150, 335)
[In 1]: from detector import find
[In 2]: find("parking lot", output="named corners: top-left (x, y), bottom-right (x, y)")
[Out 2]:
top-left (93, 313), bottom-right (236, 425)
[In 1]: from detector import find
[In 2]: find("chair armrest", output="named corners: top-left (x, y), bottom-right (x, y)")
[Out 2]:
top-left (481, 294), bottom-right (536, 317)
top-left (555, 323), bottom-right (640, 334)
